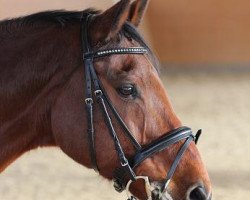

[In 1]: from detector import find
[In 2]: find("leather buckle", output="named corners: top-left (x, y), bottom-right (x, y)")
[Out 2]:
top-left (85, 98), bottom-right (93, 104)
top-left (125, 176), bottom-right (153, 200)
top-left (121, 159), bottom-right (136, 181)
top-left (94, 90), bottom-right (102, 96)
top-left (121, 158), bottom-right (129, 167)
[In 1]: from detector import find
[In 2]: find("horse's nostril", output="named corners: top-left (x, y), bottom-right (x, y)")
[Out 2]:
top-left (188, 185), bottom-right (208, 200)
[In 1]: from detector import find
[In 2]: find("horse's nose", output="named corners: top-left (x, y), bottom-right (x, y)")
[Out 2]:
top-left (187, 185), bottom-right (210, 200)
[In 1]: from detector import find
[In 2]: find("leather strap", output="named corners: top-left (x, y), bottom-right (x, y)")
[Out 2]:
top-left (81, 14), bottom-right (99, 171)
top-left (98, 81), bottom-right (141, 151)
top-left (195, 129), bottom-right (202, 144)
top-left (131, 127), bottom-right (193, 168)
top-left (162, 136), bottom-right (194, 192)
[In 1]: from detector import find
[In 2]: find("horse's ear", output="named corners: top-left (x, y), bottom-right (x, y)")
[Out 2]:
top-left (89, 0), bottom-right (131, 45)
top-left (128, 0), bottom-right (149, 27)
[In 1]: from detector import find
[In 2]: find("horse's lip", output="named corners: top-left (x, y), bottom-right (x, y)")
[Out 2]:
top-left (150, 181), bottom-right (173, 200)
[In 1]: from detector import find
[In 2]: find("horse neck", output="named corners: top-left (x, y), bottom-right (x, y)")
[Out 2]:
top-left (0, 21), bottom-right (81, 171)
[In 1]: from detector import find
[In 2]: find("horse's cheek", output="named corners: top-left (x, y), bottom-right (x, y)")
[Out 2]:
top-left (50, 85), bottom-right (92, 168)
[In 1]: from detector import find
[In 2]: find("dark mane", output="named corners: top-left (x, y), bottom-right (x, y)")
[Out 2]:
top-left (0, 9), bottom-right (99, 27)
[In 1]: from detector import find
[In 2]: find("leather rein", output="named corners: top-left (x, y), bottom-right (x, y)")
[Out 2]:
top-left (81, 14), bottom-right (202, 200)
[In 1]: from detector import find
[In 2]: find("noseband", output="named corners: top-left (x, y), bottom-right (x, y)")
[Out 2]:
top-left (81, 14), bottom-right (202, 200)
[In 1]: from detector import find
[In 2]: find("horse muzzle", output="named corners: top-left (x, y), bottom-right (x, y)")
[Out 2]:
top-left (126, 177), bottom-right (211, 200)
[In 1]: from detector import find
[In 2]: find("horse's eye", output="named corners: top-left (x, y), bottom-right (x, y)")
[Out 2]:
top-left (117, 84), bottom-right (136, 98)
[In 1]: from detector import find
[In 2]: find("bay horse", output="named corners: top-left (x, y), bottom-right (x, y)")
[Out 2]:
top-left (0, 0), bottom-right (211, 199)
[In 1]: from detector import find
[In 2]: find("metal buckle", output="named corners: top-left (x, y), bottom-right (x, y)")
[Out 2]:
top-left (85, 98), bottom-right (93, 104)
top-left (121, 158), bottom-right (136, 181)
top-left (121, 158), bottom-right (129, 167)
top-left (125, 176), bottom-right (153, 200)
top-left (94, 90), bottom-right (102, 96)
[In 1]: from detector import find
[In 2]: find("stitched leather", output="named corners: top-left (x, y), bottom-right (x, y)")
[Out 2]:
top-left (131, 127), bottom-right (194, 168)
top-left (81, 14), bottom-right (98, 171)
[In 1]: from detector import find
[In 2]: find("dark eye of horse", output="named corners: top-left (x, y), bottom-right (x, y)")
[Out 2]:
top-left (117, 84), bottom-right (136, 98)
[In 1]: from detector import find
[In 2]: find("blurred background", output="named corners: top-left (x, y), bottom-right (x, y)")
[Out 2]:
top-left (0, 0), bottom-right (249, 200)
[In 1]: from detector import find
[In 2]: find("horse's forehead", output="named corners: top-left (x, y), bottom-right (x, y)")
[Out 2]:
top-left (98, 54), bottom-right (153, 75)
top-left (118, 38), bottom-right (158, 75)
top-left (115, 54), bottom-right (154, 79)
top-left (95, 36), bottom-right (157, 79)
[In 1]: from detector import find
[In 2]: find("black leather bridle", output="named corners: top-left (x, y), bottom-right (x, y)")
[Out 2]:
top-left (81, 14), bottom-right (202, 199)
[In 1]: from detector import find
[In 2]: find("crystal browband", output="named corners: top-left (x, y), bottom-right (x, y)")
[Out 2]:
top-left (84, 47), bottom-right (147, 59)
